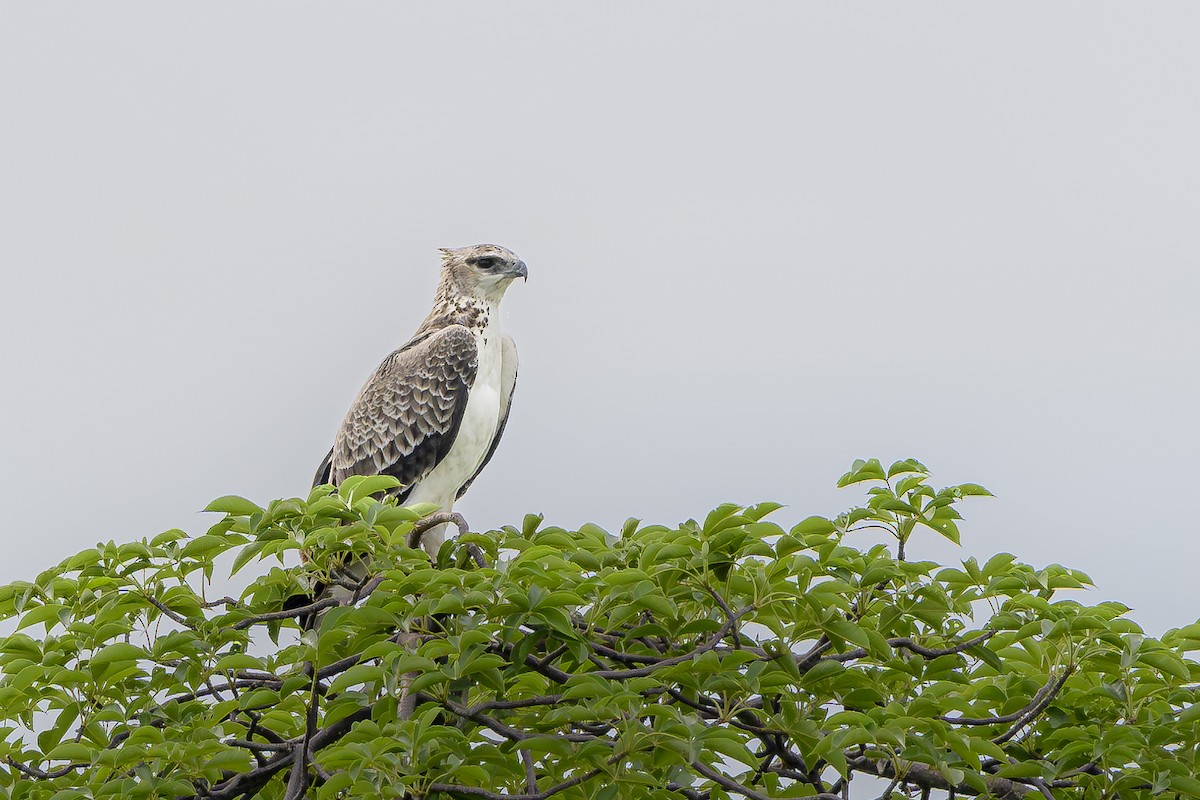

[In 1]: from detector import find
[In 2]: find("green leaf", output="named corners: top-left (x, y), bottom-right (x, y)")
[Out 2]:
top-left (823, 617), bottom-right (872, 650)
top-left (792, 516), bottom-right (836, 535)
top-left (1140, 649), bottom-right (1191, 681)
top-left (1179, 702), bottom-right (1200, 725)
top-left (329, 664), bottom-right (384, 693)
top-left (888, 458), bottom-right (928, 478)
top-left (339, 474), bottom-right (402, 501)
top-left (45, 741), bottom-right (94, 762)
top-left (701, 727), bottom-right (757, 767)
top-left (203, 495), bottom-right (264, 515)
top-left (1170, 776), bottom-right (1200, 797)
top-left (231, 540), bottom-right (268, 575)
top-left (16, 603), bottom-right (67, 632)
top-left (801, 659), bottom-right (845, 683)
top-left (837, 458), bottom-right (887, 487)
top-left (996, 761), bottom-right (1046, 779)
top-left (519, 736), bottom-right (574, 757)
top-left (180, 534), bottom-right (232, 559)
top-left (90, 642), bottom-right (146, 671)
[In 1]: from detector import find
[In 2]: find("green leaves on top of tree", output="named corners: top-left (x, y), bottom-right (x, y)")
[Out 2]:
top-left (0, 460), bottom-right (1196, 799)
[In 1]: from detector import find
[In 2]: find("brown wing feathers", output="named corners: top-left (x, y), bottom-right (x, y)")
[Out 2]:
top-left (322, 325), bottom-right (478, 501)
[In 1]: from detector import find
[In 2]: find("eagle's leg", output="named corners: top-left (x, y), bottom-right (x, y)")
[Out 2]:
top-left (420, 522), bottom-right (448, 558)
top-left (406, 510), bottom-right (468, 558)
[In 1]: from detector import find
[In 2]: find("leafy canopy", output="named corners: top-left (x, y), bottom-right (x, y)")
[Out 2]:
top-left (1, 460), bottom-right (1198, 799)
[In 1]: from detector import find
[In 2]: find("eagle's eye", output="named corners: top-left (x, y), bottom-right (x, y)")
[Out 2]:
top-left (470, 255), bottom-right (502, 271)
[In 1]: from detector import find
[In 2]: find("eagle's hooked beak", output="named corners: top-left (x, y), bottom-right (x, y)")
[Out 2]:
top-left (510, 260), bottom-right (528, 281)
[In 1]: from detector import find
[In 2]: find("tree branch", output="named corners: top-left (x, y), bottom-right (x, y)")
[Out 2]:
top-left (846, 752), bottom-right (1032, 800)
top-left (3, 757), bottom-right (87, 779)
top-left (231, 574), bottom-right (385, 630)
top-left (521, 749), bottom-right (537, 794)
top-left (429, 766), bottom-right (603, 800)
top-left (826, 630), bottom-right (996, 664)
top-left (585, 606), bottom-right (752, 680)
top-left (691, 759), bottom-right (772, 800)
top-left (203, 703), bottom-right (375, 799)
top-left (992, 667), bottom-right (1073, 745)
top-left (938, 670), bottom-right (1067, 726)
top-left (437, 697), bottom-right (603, 744)
top-left (144, 593), bottom-right (195, 628)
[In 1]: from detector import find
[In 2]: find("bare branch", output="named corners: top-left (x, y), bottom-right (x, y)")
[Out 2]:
top-left (827, 630), bottom-right (996, 664)
top-left (282, 743), bottom-right (307, 800)
top-left (795, 635), bottom-right (832, 671)
top-left (144, 594), bottom-right (195, 628)
top-left (846, 752), bottom-right (1033, 800)
top-left (203, 704), bottom-right (375, 799)
top-left (437, 697), bottom-right (603, 744)
top-left (586, 606), bottom-right (752, 680)
top-left (230, 574), bottom-right (385, 630)
top-left (499, 607), bottom-right (750, 686)
top-left (4, 757), bottom-right (87, 779)
top-left (429, 767), bottom-right (603, 800)
top-left (938, 671), bottom-right (1067, 726)
top-left (992, 668), bottom-right (1073, 745)
top-left (666, 782), bottom-right (710, 800)
top-left (1028, 777), bottom-right (1056, 800)
top-left (225, 738), bottom-right (297, 753)
top-left (231, 597), bottom-right (339, 630)
top-left (705, 585), bottom-right (746, 648)
top-left (521, 749), bottom-right (537, 794)
top-left (588, 639), bottom-right (670, 665)
top-left (691, 759), bottom-right (772, 800)
top-left (471, 695), bottom-right (565, 713)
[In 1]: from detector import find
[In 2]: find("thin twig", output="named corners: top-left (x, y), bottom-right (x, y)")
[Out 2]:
top-left (144, 594), bottom-right (194, 628)
top-left (225, 738), bottom-right (297, 753)
top-left (877, 773), bottom-right (902, 800)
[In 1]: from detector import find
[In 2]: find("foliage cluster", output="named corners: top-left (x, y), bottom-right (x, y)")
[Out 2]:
top-left (1, 460), bottom-right (1198, 799)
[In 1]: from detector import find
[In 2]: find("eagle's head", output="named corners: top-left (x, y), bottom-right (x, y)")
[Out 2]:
top-left (439, 244), bottom-right (528, 303)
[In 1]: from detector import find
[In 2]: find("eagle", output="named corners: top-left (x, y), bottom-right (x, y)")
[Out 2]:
top-left (313, 244), bottom-right (526, 556)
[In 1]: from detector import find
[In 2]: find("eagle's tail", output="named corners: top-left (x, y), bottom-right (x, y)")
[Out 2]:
top-left (312, 446), bottom-right (334, 488)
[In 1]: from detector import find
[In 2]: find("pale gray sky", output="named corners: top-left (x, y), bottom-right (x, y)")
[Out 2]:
top-left (1, 4), bottom-right (1197, 636)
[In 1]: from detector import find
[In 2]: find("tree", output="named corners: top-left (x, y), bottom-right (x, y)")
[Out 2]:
top-left (1, 459), bottom-right (1198, 800)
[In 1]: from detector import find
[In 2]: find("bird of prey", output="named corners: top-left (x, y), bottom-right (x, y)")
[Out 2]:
top-left (313, 244), bottom-right (527, 556)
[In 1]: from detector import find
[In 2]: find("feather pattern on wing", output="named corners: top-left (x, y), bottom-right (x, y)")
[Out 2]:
top-left (327, 325), bottom-right (479, 501)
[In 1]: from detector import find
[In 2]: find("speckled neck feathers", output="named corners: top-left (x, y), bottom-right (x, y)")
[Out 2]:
top-left (417, 274), bottom-right (494, 337)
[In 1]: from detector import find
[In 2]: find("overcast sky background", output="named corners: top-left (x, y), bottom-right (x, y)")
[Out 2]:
top-left (1, 4), bottom-right (1197, 639)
